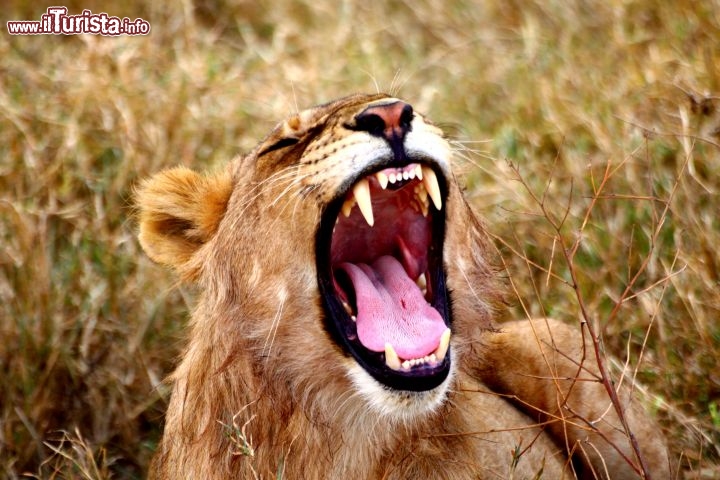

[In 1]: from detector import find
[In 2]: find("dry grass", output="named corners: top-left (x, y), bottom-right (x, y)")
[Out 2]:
top-left (1, 0), bottom-right (718, 478)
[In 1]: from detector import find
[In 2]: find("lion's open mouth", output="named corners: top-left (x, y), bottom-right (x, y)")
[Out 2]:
top-left (316, 161), bottom-right (451, 392)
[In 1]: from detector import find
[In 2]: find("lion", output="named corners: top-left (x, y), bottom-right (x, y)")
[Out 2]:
top-left (136, 93), bottom-right (670, 479)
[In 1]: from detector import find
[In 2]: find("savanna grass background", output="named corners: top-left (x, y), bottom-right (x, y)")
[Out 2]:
top-left (1, 0), bottom-right (719, 478)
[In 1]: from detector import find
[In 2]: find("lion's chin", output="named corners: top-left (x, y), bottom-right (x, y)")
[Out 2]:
top-left (345, 355), bottom-right (454, 422)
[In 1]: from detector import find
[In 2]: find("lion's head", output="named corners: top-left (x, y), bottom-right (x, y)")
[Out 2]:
top-left (137, 94), bottom-right (672, 479)
top-left (138, 94), bottom-right (499, 423)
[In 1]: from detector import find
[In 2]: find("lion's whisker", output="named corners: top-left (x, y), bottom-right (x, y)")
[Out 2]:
top-left (261, 286), bottom-right (287, 359)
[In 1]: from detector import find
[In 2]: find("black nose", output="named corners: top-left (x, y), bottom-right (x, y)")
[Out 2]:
top-left (353, 101), bottom-right (414, 141)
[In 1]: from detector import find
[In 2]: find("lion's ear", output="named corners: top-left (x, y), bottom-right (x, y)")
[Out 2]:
top-left (136, 166), bottom-right (233, 275)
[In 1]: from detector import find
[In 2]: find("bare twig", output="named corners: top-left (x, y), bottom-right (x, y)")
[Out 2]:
top-left (503, 139), bottom-right (689, 477)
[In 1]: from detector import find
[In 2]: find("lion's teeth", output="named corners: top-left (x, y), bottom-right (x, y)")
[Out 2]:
top-left (421, 166), bottom-right (442, 211)
top-left (416, 184), bottom-right (428, 203)
top-left (413, 183), bottom-right (429, 217)
top-left (416, 273), bottom-right (427, 290)
top-left (420, 200), bottom-right (429, 217)
top-left (388, 172), bottom-right (397, 184)
top-left (388, 344), bottom-right (442, 371)
top-left (434, 328), bottom-right (451, 362)
top-left (342, 301), bottom-right (353, 315)
top-left (385, 343), bottom-right (401, 370)
top-left (341, 196), bottom-right (355, 217)
top-left (402, 170), bottom-right (410, 180)
top-left (353, 178), bottom-right (374, 227)
top-left (407, 164), bottom-right (417, 180)
top-left (415, 164), bottom-right (423, 180)
top-left (376, 171), bottom-right (389, 189)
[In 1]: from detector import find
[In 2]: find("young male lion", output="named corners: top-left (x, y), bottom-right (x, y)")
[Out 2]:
top-left (137, 94), bottom-right (670, 479)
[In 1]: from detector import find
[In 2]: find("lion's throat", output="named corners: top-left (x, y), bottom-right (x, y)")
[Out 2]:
top-left (340, 256), bottom-right (446, 360)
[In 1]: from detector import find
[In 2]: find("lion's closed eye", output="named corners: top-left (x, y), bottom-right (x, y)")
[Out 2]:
top-left (258, 137), bottom-right (300, 156)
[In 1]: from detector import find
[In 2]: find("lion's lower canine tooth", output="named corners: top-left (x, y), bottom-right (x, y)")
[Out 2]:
top-left (435, 328), bottom-right (451, 362)
top-left (421, 166), bottom-right (442, 211)
top-left (353, 178), bottom-right (374, 226)
top-left (416, 273), bottom-right (427, 290)
top-left (385, 343), bottom-right (401, 370)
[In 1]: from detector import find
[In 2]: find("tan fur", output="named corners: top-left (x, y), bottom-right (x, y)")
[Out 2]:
top-left (136, 94), bottom-right (670, 479)
top-left (138, 166), bottom-right (233, 281)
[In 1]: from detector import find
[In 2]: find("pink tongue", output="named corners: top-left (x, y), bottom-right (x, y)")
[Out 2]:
top-left (339, 255), bottom-right (446, 360)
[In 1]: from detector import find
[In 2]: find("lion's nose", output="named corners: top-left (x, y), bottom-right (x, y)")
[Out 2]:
top-left (354, 101), bottom-right (414, 142)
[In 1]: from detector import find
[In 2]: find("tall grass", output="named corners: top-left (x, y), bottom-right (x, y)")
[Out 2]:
top-left (1, 0), bottom-right (718, 477)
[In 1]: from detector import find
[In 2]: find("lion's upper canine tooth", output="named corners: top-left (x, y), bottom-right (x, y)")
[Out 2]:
top-left (353, 178), bottom-right (374, 226)
top-left (434, 328), bottom-right (451, 362)
top-left (421, 166), bottom-right (442, 211)
top-left (376, 171), bottom-right (389, 189)
top-left (415, 164), bottom-right (423, 180)
top-left (385, 343), bottom-right (401, 370)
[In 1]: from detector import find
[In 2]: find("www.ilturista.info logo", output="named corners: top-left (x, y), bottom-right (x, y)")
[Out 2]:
top-left (7, 7), bottom-right (150, 36)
